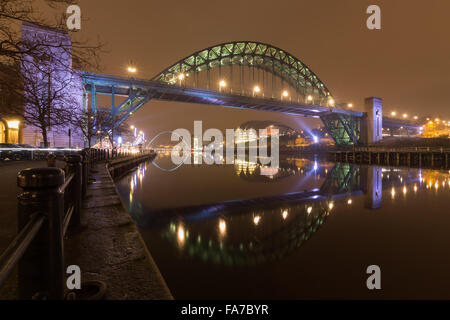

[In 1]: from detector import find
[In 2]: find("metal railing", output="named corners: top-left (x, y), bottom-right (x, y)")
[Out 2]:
top-left (0, 157), bottom-right (81, 299)
top-left (0, 149), bottom-right (153, 300)
top-left (337, 146), bottom-right (450, 153)
top-left (0, 147), bottom-right (147, 299)
top-left (0, 147), bottom-right (141, 162)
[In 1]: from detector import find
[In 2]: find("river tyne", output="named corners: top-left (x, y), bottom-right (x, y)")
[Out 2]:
top-left (116, 154), bottom-right (450, 299)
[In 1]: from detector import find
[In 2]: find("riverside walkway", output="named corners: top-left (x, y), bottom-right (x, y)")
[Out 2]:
top-left (0, 154), bottom-right (172, 300)
top-left (64, 161), bottom-right (173, 299)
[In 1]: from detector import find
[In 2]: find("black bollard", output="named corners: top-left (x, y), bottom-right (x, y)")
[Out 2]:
top-left (65, 154), bottom-right (82, 228)
top-left (17, 168), bottom-right (65, 300)
top-left (47, 153), bottom-right (57, 167)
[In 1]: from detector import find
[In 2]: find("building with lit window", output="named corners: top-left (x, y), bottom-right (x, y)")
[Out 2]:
top-left (0, 65), bottom-right (24, 144)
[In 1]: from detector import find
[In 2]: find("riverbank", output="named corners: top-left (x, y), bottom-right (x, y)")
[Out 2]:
top-left (64, 158), bottom-right (173, 300)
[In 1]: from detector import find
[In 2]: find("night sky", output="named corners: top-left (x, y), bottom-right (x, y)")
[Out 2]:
top-left (74, 0), bottom-right (449, 137)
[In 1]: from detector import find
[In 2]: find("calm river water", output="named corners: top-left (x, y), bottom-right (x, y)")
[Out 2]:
top-left (116, 154), bottom-right (450, 299)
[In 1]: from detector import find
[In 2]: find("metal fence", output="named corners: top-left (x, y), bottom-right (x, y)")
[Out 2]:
top-left (0, 148), bottom-right (146, 299)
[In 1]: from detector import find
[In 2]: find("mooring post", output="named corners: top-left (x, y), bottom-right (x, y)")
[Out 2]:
top-left (17, 168), bottom-right (65, 300)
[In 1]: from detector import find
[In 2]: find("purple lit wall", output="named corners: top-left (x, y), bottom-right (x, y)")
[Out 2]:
top-left (21, 22), bottom-right (84, 148)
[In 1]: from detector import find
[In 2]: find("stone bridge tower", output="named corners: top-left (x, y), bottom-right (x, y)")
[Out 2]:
top-left (360, 97), bottom-right (383, 145)
top-left (21, 22), bottom-right (84, 148)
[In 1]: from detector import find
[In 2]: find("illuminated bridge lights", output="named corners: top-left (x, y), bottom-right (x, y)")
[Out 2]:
top-left (82, 41), bottom-right (422, 146)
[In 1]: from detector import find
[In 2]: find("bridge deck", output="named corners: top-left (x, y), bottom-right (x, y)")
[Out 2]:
top-left (82, 72), bottom-right (363, 118)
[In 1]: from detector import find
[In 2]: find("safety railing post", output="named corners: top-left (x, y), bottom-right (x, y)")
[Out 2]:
top-left (65, 155), bottom-right (82, 227)
top-left (17, 168), bottom-right (65, 300)
top-left (80, 150), bottom-right (89, 198)
top-left (47, 154), bottom-right (56, 167)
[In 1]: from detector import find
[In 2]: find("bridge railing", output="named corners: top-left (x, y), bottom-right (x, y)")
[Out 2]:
top-left (349, 146), bottom-right (450, 153)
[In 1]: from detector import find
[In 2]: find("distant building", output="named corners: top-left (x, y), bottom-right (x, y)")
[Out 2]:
top-left (238, 120), bottom-right (301, 147)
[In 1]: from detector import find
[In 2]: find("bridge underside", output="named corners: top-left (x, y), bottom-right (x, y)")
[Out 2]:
top-left (82, 72), bottom-right (420, 147)
top-left (321, 113), bottom-right (361, 145)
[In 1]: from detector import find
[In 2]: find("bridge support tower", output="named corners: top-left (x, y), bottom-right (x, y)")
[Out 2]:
top-left (361, 97), bottom-right (383, 145)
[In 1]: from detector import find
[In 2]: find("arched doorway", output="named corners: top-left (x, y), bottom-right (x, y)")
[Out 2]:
top-left (0, 120), bottom-right (6, 143)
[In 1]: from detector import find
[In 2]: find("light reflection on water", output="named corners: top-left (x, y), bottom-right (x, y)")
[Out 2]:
top-left (116, 154), bottom-right (450, 299)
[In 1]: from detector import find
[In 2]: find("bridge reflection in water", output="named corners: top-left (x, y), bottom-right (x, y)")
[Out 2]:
top-left (120, 157), bottom-right (425, 268)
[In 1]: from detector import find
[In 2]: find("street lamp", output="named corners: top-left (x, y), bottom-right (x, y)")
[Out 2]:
top-left (402, 113), bottom-right (408, 118)
top-left (219, 80), bottom-right (226, 92)
top-left (127, 66), bottom-right (137, 74)
top-left (307, 95), bottom-right (313, 104)
top-left (328, 98), bottom-right (335, 107)
top-left (178, 73), bottom-right (185, 86)
top-left (347, 103), bottom-right (353, 108)
top-left (282, 90), bottom-right (289, 98)
top-left (253, 85), bottom-right (261, 96)
top-left (391, 111), bottom-right (397, 116)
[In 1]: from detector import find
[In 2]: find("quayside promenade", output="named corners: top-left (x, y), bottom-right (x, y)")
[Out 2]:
top-left (64, 161), bottom-right (172, 300)
top-left (0, 150), bottom-right (172, 300)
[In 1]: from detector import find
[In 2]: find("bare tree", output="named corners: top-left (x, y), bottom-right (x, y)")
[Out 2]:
top-left (0, 0), bottom-right (102, 70)
top-left (0, 0), bottom-right (104, 146)
top-left (96, 112), bottom-right (131, 149)
top-left (20, 47), bottom-right (82, 146)
top-left (0, 61), bottom-right (23, 116)
top-left (72, 109), bottom-right (95, 148)
top-left (72, 108), bottom-right (114, 148)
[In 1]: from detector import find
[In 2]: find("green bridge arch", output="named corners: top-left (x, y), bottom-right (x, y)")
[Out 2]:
top-left (152, 41), bottom-right (332, 101)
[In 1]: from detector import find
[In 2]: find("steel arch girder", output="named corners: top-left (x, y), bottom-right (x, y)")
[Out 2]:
top-left (114, 93), bottom-right (152, 125)
top-left (152, 41), bottom-right (332, 99)
top-left (320, 113), bottom-right (361, 146)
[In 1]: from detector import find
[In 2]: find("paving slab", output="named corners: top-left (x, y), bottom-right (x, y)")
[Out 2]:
top-left (64, 163), bottom-right (173, 300)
